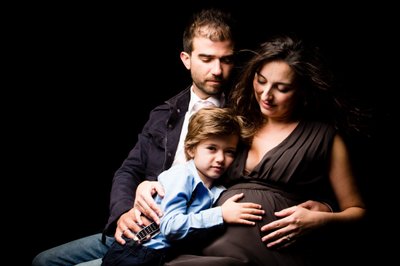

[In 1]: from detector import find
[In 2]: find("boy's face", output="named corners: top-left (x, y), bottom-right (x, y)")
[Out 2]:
top-left (189, 134), bottom-right (238, 188)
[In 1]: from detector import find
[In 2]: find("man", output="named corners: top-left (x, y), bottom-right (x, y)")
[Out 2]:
top-left (32, 8), bottom-right (239, 266)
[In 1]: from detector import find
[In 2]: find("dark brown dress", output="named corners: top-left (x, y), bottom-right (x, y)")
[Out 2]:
top-left (165, 120), bottom-right (337, 266)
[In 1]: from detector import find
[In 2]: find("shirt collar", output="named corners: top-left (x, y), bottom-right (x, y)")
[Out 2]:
top-left (188, 86), bottom-right (225, 114)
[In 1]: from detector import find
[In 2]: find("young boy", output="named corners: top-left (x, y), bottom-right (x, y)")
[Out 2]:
top-left (101, 107), bottom-right (264, 266)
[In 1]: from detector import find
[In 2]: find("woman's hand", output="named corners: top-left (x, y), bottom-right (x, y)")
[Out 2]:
top-left (260, 204), bottom-right (329, 249)
top-left (298, 200), bottom-right (333, 212)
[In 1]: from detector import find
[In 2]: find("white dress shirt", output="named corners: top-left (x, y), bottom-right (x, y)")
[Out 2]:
top-left (172, 87), bottom-right (224, 166)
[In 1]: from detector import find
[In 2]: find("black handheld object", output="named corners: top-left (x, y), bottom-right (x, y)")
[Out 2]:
top-left (135, 222), bottom-right (160, 242)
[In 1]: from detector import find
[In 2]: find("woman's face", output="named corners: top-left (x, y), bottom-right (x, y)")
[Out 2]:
top-left (253, 61), bottom-right (299, 122)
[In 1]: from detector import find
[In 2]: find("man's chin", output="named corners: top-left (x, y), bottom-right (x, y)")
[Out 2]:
top-left (206, 85), bottom-right (224, 95)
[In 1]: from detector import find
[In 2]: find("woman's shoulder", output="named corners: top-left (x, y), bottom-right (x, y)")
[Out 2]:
top-left (298, 120), bottom-right (337, 143)
top-left (302, 120), bottom-right (336, 132)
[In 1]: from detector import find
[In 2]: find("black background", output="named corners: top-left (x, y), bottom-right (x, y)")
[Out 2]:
top-left (8, 1), bottom-right (395, 264)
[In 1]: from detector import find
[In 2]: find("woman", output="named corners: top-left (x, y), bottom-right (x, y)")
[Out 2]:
top-left (165, 34), bottom-right (367, 265)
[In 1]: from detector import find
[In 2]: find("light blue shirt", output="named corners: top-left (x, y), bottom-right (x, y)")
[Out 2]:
top-left (143, 159), bottom-right (226, 249)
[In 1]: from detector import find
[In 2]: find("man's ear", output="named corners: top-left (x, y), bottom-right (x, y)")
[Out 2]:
top-left (180, 51), bottom-right (191, 70)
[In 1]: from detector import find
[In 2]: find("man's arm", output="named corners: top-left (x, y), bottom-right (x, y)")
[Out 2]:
top-left (104, 104), bottom-right (176, 244)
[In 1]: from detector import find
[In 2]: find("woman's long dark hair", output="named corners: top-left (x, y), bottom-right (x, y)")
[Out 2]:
top-left (228, 34), bottom-right (371, 141)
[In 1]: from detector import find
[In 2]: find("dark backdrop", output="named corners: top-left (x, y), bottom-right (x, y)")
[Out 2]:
top-left (12, 1), bottom-right (394, 264)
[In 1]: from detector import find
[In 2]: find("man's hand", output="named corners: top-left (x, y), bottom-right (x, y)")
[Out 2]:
top-left (114, 208), bottom-right (152, 245)
top-left (134, 181), bottom-right (165, 225)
